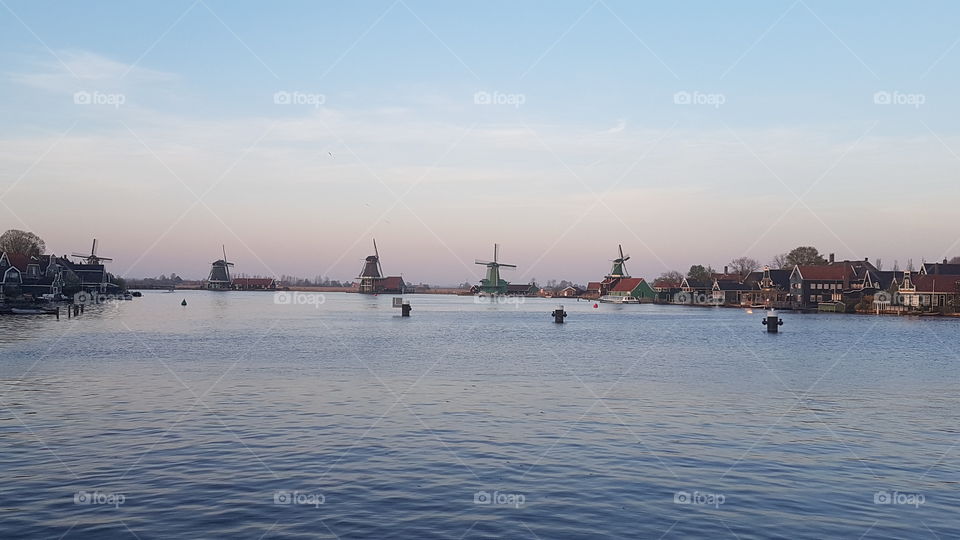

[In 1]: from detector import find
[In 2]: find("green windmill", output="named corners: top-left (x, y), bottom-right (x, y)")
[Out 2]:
top-left (475, 243), bottom-right (516, 295)
top-left (607, 244), bottom-right (631, 278)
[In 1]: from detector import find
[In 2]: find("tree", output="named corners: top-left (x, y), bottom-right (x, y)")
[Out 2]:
top-left (686, 265), bottom-right (714, 284)
top-left (770, 253), bottom-right (788, 269)
top-left (785, 246), bottom-right (826, 267)
top-left (0, 229), bottom-right (45, 257)
top-left (875, 258), bottom-right (883, 271)
top-left (658, 270), bottom-right (685, 284)
top-left (949, 256), bottom-right (960, 264)
top-left (728, 257), bottom-right (760, 279)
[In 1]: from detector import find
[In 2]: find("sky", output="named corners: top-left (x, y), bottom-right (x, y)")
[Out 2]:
top-left (1, 1), bottom-right (959, 285)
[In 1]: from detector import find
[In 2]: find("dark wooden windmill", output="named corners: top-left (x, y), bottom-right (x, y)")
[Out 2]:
top-left (206, 245), bottom-right (234, 290)
top-left (358, 239), bottom-right (385, 294)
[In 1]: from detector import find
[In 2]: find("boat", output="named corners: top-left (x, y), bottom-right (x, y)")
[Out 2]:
top-left (598, 295), bottom-right (641, 304)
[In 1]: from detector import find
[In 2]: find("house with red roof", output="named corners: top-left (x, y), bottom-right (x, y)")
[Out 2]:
top-left (232, 277), bottom-right (277, 290)
top-left (603, 277), bottom-right (655, 302)
top-left (896, 272), bottom-right (960, 310)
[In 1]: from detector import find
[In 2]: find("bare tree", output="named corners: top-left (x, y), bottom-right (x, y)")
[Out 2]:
top-left (728, 256), bottom-right (760, 278)
top-left (657, 270), bottom-right (684, 284)
top-left (874, 258), bottom-right (883, 270)
top-left (0, 229), bottom-right (45, 257)
top-left (949, 256), bottom-right (960, 264)
top-left (770, 252), bottom-right (788, 269)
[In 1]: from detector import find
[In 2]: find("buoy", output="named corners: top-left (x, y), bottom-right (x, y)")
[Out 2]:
top-left (593, 303), bottom-right (598, 308)
top-left (181, 299), bottom-right (187, 306)
top-left (761, 310), bottom-right (783, 333)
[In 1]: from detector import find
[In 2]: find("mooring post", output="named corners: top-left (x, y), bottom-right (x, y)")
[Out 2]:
top-left (55, 308), bottom-right (59, 320)
top-left (551, 305), bottom-right (567, 324)
top-left (401, 302), bottom-right (412, 317)
top-left (762, 310), bottom-right (783, 333)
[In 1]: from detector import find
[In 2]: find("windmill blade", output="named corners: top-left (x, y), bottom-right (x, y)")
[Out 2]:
top-left (71, 252), bottom-right (88, 258)
top-left (475, 260), bottom-right (493, 265)
top-left (622, 255), bottom-right (631, 261)
top-left (97, 257), bottom-right (113, 262)
top-left (92, 239), bottom-right (98, 257)
top-left (618, 244), bottom-right (624, 259)
top-left (500, 264), bottom-right (518, 268)
top-left (373, 238), bottom-right (379, 258)
top-left (222, 245), bottom-right (228, 263)
top-left (493, 243), bottom-right (499, 263)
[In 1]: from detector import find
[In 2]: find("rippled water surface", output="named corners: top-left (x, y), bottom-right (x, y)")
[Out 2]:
top-left (1, 291), bottom-right (959, 539)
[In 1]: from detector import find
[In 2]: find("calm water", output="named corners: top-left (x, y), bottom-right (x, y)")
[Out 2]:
top-left (1, 291), bottom-right (958, 539)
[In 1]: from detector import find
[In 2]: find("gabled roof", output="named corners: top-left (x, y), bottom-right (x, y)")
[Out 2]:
top-left (652, 279), bottom-right (680, 289)
top-left (714, 279), bottom-right (752, 291)
top-left (910, 274), bottom-right (960, 293)
top-left (5, 253), bottom-right (31, 272)
top-left (793, 264), bottom-right (851, 280)
top-left (680, 277), bottom-right (710, 289)
top-left (921, 262), bottom-right (960, 275)
top-left (381, 276), bottom-right (406, 290)
top-left (586, 281), bottom-right (603, 291)
top-left (610, 277), bottom-right (646, 292)
top-left (505, 282), bottom-right (534, 293)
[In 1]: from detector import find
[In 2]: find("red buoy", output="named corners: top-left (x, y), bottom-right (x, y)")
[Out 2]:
top-left (593, 303), bottom-right (598, 308)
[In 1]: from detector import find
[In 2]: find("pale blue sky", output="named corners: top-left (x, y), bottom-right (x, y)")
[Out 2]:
top-left (1, 1), bottom-right (959, 283)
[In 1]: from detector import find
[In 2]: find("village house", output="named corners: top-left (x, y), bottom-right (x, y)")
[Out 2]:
top-left (606, 277), bottom-right (656, 302)
top-left (0, 252), bottom-right (69, 302)
top-left (232, 277), bottom-right (277, 291)
top-left (651, 278), bottom-right (681, 303)
top-left (558, 286), bottom-right (584, 297)
top-left (738, 267), bottom-right (792, 307)
top-left (505, 283), bottom-right (538, 296)
top-left (896, 271), bottom-right (960, 310)
top-left (920, 259), bottom-right (960, 276)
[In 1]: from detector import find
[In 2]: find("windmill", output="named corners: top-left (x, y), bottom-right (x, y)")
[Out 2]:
top-left (357, 239), bottom-right (385, 293)
top-left (72, 238), bottom-right (113, 265)
top-left (475, 243), bottom-right (516, 295)
top-left (607, 244), bottom-right (631, 278)
top-left (207, 245), bottom-right (234, 290)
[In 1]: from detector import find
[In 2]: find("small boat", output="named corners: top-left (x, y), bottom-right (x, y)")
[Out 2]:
top-left (598, 295), bottom-right (641, 304)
